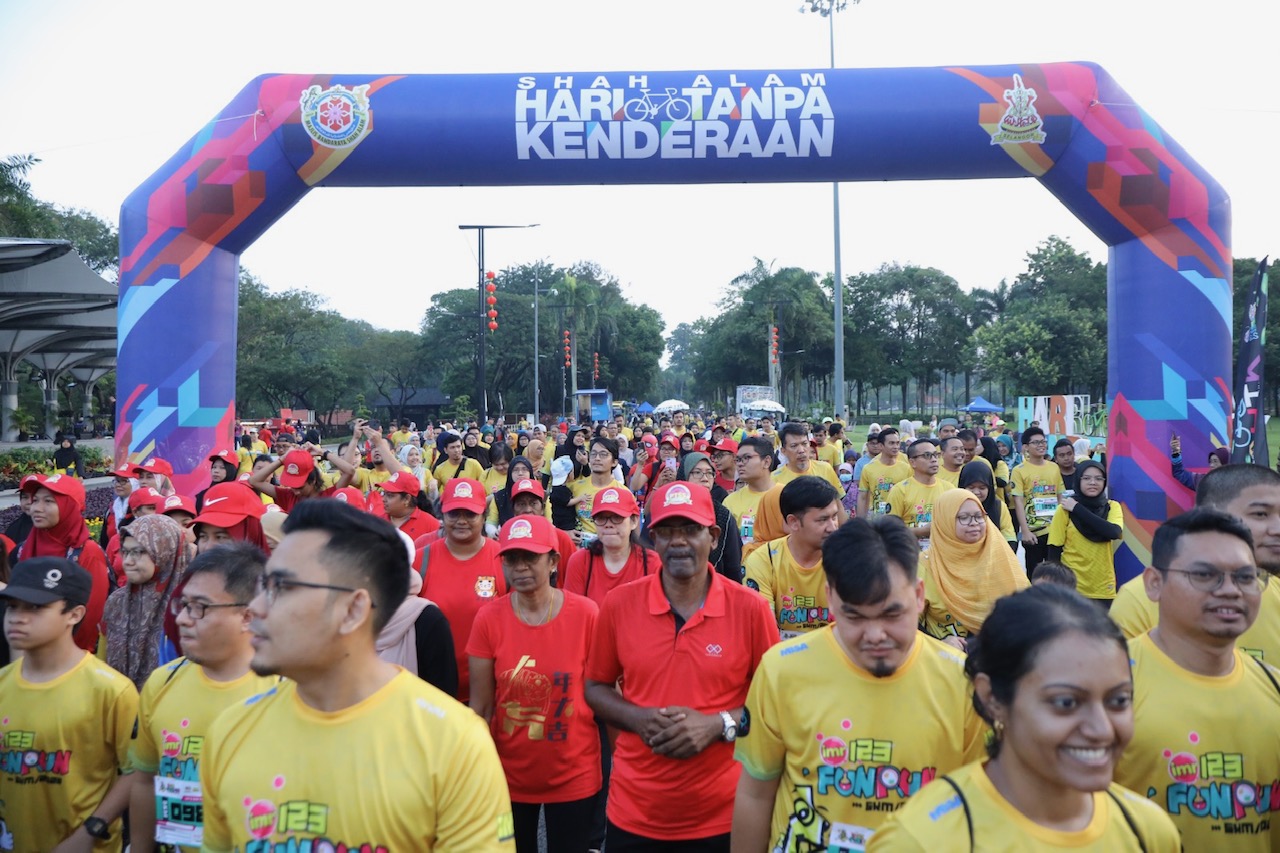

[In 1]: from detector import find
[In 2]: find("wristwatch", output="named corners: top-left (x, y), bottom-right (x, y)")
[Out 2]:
top-left (719, 710), bottom-right (738, 742)
top-left (83, 816), bottom-right (111, 840)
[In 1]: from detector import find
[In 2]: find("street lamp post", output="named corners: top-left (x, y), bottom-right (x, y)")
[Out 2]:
top-left (458, 223), bottom-right (539, 424)
top-left (800, 0), bottom-right (857, 421)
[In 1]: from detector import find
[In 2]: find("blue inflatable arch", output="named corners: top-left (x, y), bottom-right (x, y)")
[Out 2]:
top-left (119, 63), bottom-right (1231, 576)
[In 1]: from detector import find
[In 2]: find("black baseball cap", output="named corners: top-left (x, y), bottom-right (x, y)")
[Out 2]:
top-left (0, 557), bottom-right (92, 607)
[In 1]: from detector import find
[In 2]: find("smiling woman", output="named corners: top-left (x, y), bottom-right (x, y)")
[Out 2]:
top-left (869, 584), bottom-right (1180, 851)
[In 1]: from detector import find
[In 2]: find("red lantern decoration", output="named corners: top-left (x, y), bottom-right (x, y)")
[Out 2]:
top-left (487, 295), bottom-right (497, 306)
top-left (489, 321), bottom-right (499, 331)
top-left (486, 271), bottom-right (496, 280)
top-left (487, 309), bottom-right (497, 319)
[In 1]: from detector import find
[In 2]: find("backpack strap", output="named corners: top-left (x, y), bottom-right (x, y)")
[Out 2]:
top-left (1252, 654), bottom-right (1280, 697)
top-left (936, 775), bottom-right (973, 852)
top-left (1105, 789), bottom-right (1148, 853)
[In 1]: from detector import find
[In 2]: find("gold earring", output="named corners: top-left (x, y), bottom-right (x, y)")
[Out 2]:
top-left (994, 719), bottom-right (1005, 739)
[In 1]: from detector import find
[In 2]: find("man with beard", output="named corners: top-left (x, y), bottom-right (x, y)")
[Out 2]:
top-left (586, 482), bottom-right (778, 851)
top-left (128, 543), bottom-right (278, 851)
top-left (731, 516), bottom-right (985, 852)
top-left (199, 500), bottom-right (513, 850)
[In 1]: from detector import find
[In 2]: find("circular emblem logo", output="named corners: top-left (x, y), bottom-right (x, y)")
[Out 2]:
top-left (600, 489), bottom-right (620, 504)
top-left (663, 484), bottom-right (693, 506)
top-left (515, 479), bottom-right (535, 493)
top-left (285, 464), bottom-right (300, 475)
top-left (299, 83), bottom-right (372, 149)
top-left (245, 799), bottom-right (277, 840)
top-left (510, 519), bottom-right (534, 540)
top-left (165, 496), bottom-right (182, 509)
top-left (454, 482), bottom-right (474, 499)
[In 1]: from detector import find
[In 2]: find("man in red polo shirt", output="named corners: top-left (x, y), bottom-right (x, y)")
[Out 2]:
top-left (586, 482), bottom-right (779, 851)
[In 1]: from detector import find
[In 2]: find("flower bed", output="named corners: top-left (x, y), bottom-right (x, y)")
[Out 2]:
top-left (0, 485), bottom-right (114, 539)
top-left (0, 446), bottom-right (114, 491)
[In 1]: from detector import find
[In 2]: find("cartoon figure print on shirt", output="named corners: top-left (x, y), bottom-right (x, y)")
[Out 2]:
top-left (475, 576), bottom-right (497, 598)
top-left (1152, 729), bottom-right (1278, 835)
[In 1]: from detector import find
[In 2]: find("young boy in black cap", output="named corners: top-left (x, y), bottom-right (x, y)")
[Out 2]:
top-left (0, 557), bottom-right (138, 851)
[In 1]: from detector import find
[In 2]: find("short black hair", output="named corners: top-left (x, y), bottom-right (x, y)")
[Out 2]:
top-left (739, 436), bottom-right (776, 469)
top-left (589, 435), bottom-right (619, 462)
top-left (907, 438), bottom-right (938, 459)
top-left (778, 422), bottom-right (809, 446)
top-left (779, 476), bottom-right (841, 520)
top-left (1030, 560), bottom-right (1078, 590)
top-left (876, 427), bottom-right (899, 442)
top-left (186, 541), bottom-right (267, 602)
top-left (827, 422), bottom-right (843, 438)
top-left (966, 584), bottom-right (1127, 758)
top-left (956, 429), bottom-right (978, 443)
top-left (281, 498), bottom-right (409, 633)
top-left (1021, 426), bottom-right (1045, 445)
top-left (1196, 464), bottom-right (1280, 510)
top-left (1152, 508), bottom-right (1254, 570)
top-left (1053, 438), bottom-right (1074, 453)
top-left (488, 441), bottom-right (514, 466)
top-left (822, 516), bottom-right (919, 607)
top-left (939, 435), bottom-right (963, 452)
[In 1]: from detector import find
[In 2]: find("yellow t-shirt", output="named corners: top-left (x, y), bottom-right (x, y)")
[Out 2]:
top-left (887, 478), bottom-right (948, 553)
top-left (1010, 461), bottom-right (1065, 533)
top-left (1110, 575), bottom-right (1280, 664)
top-left (994, 504), bottom-right (1016, 543)
top-left (723, 485), bottom-right (777, 547)
top-left (743, 536), bottom-right (831, 638)
top-left (351, 467), bottom-right (395, 496)
top-left (868, 761), bottom-right (1180, 852)
top-left (859, 457), bottom-right (911, 518)
top-left (919, 565), bottom-right (970, 641)
top-left (0, 652), bottom-right (138, 852)
top-left (1114, 634), bottom-right (1280, 851)
top-left (736, 629), bottom-right (986, 850)
top-left (816, 443), bottom-right (842, 470)
top-left (129, 658), bottom-right (279, 851)
top-left (431, 457), bottom-right (486, 490)
top-left (571, 478), bottom-right (632, 535)
top-left (389, 429), bottom-right (414, 450)
top-left (937, 466), bottom-right (962, 487)
top-left (772, 459), bottom-right (843, 491)
top-left (1046, 502), bottom-right (1123, 599)
top-left (200, 670), bottom-right (515, 852)
top-left (481, 467), bottom-right (507, 497)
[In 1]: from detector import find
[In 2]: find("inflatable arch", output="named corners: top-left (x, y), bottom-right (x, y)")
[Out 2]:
top-left (119, 63), bottom-right (1231, 578)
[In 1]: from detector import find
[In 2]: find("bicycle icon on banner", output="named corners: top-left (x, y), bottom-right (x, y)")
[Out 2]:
top-left (623, 88), bottom-right (692, 121)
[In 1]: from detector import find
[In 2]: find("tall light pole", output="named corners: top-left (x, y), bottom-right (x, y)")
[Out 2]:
top-left (458, 223), bottom-right (539, 424)
top-left (800, 0), bottom-right (856, 421)
top-left (533, 266), bottom-right (557, 428)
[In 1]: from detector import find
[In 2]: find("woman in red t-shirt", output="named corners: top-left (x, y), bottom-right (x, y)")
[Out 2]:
top-left (561, 487), bottom-right (657, 607)
top-left (468, 515), bottom-right (600, 853)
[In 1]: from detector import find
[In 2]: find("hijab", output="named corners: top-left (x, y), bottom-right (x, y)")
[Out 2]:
top-left (744, 486), bottom-right (786, 561)
top-left (994, 433), bottom-right (1018, 467)
top-left (979, 436), bottom-right (1002, 471)
top-left (377, 530), bottom-right (431, 672)
top-left (958, 461), bottom-right (1003, 528)
top-left (1071, 460), bottom-right (1114, 543)
top-left (53, 438), bottom-right (82, 473)
top-left (926, 489), bottom-right (1027, 634)
top-left (102, 514), bottom-right (189, 689)
top-left (493, 456), bottom-right (537, 526)
top-left (21, 492), bottom-right (91, 558)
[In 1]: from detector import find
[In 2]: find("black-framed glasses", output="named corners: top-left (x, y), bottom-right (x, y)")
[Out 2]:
top-left (170, 598), bottom-right (249, 619)
top-left (1158, 566), bottom-right (1268, 592)
top-left (255, 571), bottom-right (373, 607)
top-left (910, 452), bottom-right (941, 461)
top-left (121, 547), bottom-right (150, 561)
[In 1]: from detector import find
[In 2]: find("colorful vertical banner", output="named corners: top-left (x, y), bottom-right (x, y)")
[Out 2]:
top-left (1232, 257), bottom-right (1270, 465)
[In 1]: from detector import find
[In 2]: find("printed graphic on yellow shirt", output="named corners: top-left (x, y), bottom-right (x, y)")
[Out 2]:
top-left (156, 726), bottom-right (204, 780)
top-left (1148, 730), bottom-right (1277, 828)
top-left (497, 657), bottom-right (578, 743)
top-left (0, 725), bottom-right (73, 778)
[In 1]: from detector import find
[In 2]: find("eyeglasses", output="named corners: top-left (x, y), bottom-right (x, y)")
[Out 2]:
top-left (121, 547), bottom-right (150, 561)
top-left (649, 523), bottom-right (703, 543)
top-left (255, 571), bottom-right (373, 607)
top-left (1159, 566), bottom-right (1268, 592)
top-left (910, 452), bottom-right (941, 461)
top-left (736, 454), bottom-right (759, 463)
top-left (170, 598), bottom-right (249, 619)
top-left (1026, 440), bottom-right (1048, 447)
top-left (955, 513), bottom-right (987, 526)
top-left (587, 451), bottom-right (613, 460)
top-left (689, 467), bottom-right (716, 479)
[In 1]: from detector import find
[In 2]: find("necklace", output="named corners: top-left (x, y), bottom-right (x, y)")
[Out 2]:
top-left (515, 591), bottom-right (555, 626)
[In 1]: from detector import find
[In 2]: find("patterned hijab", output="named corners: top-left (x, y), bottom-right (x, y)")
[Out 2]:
top-left (926, 488), bottom-right (1028, 634)
top-left (102, 514), bottom-right (189, 689)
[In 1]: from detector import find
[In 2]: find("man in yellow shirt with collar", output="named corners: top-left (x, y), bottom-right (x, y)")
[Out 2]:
top-left (886, 439), bottom-right (947, 554)
top-left (857, 428), bottom-right (911, 520)
top-left (772, 423), bottom-right (844, 495)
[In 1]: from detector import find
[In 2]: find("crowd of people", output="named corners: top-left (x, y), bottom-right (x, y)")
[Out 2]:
top-left (0, 408), bottom-right (1277, 852)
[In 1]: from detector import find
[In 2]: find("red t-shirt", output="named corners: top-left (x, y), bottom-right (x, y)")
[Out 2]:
top-left (715, 473), bottom-right (736, 493)
top-left (421, 537), bottom-right (505, 703)
top-left (586, 569), bottom-right (779, 840)
top-left (466, 592), bottom-right (602, 803)
top-left (395, 508), bottom-right (440, 542)
top-left (561, 545), bottom-right (659, 608)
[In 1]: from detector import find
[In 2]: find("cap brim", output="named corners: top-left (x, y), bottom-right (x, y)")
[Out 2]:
top-left (651, 509), bottom-right (715, 527)
top-left (441, 499), bottom-right (486, 514)
top-left (192, 509), bottom-right (257, 528)
top-left (278, 474), bottom-right (307, 489)
top-left (0, 586), bottom-right (66, 606)
top-left (498, 540), bottom-right (554, 554)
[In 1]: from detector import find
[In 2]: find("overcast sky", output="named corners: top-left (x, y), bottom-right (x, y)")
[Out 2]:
top-left (2, 0), bottom-right (1274, 340)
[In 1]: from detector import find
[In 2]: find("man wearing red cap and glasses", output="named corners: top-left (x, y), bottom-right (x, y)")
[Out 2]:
top-left (586, 482), bottom-right (778, 851)
top-left (375, 471), bottom-right (440, 542)
top-left (17, 474), bottom-right (111, 653)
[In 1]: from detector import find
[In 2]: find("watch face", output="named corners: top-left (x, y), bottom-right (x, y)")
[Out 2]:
top-left (84, 817), bottom-right (110, 839)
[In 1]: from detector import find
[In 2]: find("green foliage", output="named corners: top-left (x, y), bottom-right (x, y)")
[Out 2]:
top-left (0, 445), bottom-right (112, 488)
top-left (0, 154), bottom-right (119, 277)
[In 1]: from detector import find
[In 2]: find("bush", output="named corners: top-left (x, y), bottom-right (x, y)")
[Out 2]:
top-left (0, 446), bottom-right (113, 490)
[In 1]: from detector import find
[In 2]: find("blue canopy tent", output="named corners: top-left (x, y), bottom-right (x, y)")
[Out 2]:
top-left (636, 401), bottom-right (654, 414)
top-left (960, 396), bottom-right (1004, 413)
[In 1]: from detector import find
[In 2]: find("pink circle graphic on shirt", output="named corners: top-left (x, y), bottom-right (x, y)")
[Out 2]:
top-left (245, 800), bottom-right (277, 840)
top-left (1188, 732), bottom-right (1200, 745)
top-left (181, 718), bottom-right (190, 728)
top-left (819, 736), bottom-right (848, 766)
top-left (162, 731), bottom-right (182, 758)
top-left (841, 719), bottom-right (852, 730)
top-left (273, 775), bottom-right (286, 790)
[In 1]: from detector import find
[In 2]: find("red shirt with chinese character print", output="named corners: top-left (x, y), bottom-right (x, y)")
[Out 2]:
top-left (466, 591), bottom-right (602, 803)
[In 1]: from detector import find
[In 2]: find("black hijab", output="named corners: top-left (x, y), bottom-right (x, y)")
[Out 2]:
top-left (959, 461), bottom-right (1003, 528)
top-left (1071, 460), bottom-right (1114, 543)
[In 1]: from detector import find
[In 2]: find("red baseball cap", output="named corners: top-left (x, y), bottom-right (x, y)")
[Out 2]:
top-left (441, 478), bottom-right (486, 514)
top-left (659, 433), bottom-right (680, 449)
top-left (377, 471), bottom-right (421, 496)
top-left (112, 462), bottom-right (135, 479)
top-left (209, 449), bottom-right (240, 467)
top-left (133, 458), bottom-right (174, 478)
top-left (511, 478), bottom-right (546, 501)
top-left (22, 473), bottom-right (87, 511)
top-left (128, 487), bottom-right (165, 513)
top-left (278, 449), bottom-right (316, 489)
top-left (591, 486), bottom-right (639, 518)
top-left (191, 482), bottom-right (266, 528)
top-left (161, 494), bottom-right (197, 517)
top-left (648, 482), bottom-right (715, 527)
top-left (711, 438), bottom-right (740, 454)
top-left (498, 514), bottom-right (558, 555)
top-left (331, 486), bottom-right (368, 512)
top-left (693, 439), bottom-right (711, 454)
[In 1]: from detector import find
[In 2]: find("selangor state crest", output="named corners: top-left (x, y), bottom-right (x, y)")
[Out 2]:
top-left (300, 83), bottom-right (372, 149)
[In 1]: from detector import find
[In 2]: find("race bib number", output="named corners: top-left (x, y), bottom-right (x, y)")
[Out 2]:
top-left (740, 512), bottom-right (755, 545)
top-left (1033, 494), bottom-right (1058, 521)
top-left (828, 821), bottom-right (873, 852)
top-left (877, 501), bottom-right (891, 517)
top-left (919, 537), bottom-right (931, 553)
top-left (155, 775), bottom-right (203, 845)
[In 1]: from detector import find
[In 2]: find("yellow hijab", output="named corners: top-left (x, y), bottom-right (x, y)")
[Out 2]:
top-left (926, 488), bottom-right (1028, 633)
top-left (744, 485), bottom-right (786, 561)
